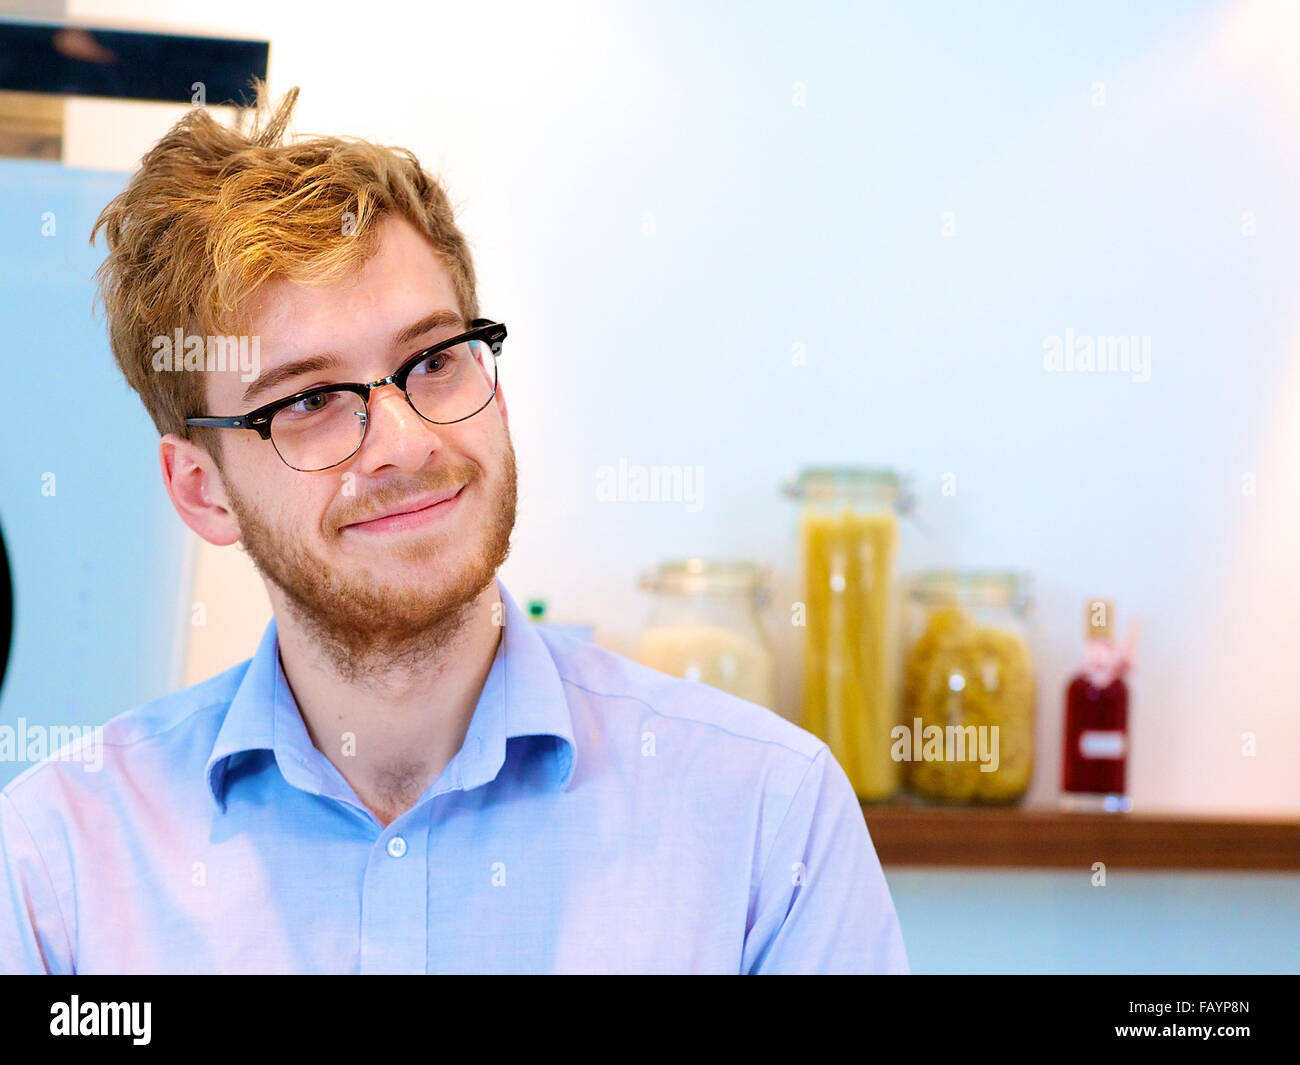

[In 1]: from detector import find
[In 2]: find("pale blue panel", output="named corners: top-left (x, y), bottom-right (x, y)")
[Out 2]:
top-left (888, 869), bottom-right (1300, 974)
top-left (0, 159), bottom-right (188, 787)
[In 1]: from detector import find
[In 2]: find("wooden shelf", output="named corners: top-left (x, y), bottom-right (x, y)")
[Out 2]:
top-left (860, 800), bottom-right (1300, 871)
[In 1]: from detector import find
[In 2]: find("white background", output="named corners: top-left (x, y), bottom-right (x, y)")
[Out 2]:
top-left (48, 0), bottom-right (1300, 815)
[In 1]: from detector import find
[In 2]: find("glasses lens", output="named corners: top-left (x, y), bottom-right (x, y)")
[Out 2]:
top-left (269, 389), bottom-right (367, 471)
top-left (405, 337), bottom-right (497, 424)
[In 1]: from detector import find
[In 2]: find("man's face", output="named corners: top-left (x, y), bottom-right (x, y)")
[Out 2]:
top-left (201, 214), bottom-right (516, 678)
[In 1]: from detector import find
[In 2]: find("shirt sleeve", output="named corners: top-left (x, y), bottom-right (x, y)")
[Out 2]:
top-left (742, 746), bottom-right (909, 974)
top-left (0, 790), bottom-right (74, 974)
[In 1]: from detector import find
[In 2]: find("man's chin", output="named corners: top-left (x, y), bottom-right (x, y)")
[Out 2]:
top-left (274, 564), bottom-right (483, 636)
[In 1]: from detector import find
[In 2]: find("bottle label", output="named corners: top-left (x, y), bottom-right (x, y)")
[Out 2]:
top-left (1078, 730), bottom-right (1126, 760)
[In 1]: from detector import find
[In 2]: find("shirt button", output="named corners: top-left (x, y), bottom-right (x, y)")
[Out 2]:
top-left (386, 835), bottom-right (407, 858)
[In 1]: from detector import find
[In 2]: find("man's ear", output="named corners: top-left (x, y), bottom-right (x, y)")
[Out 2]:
top-left (159, 434), bottom-right (242, 547)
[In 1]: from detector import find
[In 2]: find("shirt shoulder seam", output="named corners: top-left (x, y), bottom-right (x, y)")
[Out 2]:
top-left (752, 744), bottom-right (827, 894)
top-left (555, 674), bottom-right (824, 764)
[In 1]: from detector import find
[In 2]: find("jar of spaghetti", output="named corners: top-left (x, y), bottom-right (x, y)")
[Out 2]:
top-left (901, 571), bottom-right (1036, 803)
top-left (782, 467), bottom-right (908, 801)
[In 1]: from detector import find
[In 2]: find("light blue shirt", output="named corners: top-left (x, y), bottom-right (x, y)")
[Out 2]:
top-left (0, 578), bottom-right (908, 974)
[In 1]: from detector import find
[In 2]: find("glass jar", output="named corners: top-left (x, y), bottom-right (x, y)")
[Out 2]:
top-left (900, 571), bottom-right (1036, 804)
top-left (634, 559), bottom-right (777, 709)
top-left (782, 467), bottom-right (907, 802)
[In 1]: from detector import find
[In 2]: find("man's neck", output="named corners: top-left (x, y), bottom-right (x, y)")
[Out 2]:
top-left (270, 580), bottom-right (505, 828)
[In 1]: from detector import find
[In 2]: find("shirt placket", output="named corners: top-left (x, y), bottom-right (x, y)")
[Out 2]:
top-left (359, 802), bottom-right (432, 974)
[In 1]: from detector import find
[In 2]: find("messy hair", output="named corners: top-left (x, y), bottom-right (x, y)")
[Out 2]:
top-left (90, 79), bottom-right (480, 468)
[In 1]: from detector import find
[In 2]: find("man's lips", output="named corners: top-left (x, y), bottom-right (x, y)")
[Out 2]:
top-left (342, 485), bottom-right (465, 532)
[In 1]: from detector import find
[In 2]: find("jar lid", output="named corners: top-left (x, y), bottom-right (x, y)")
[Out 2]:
top-left (781, 466), bottom-right (912, 512)
top-left (639, 558), bottom-right (770, 597)
top-left (782, 466), bottom-right (897, 496)
top-left (905, 569), bottom-right (1034, 609)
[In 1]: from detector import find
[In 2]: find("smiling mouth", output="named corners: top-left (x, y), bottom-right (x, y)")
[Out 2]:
top-left (343, 485), bottom-right (466, 534)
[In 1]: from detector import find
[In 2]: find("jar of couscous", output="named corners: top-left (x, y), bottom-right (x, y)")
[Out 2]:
top-left (635, 559), bottom-right (777, 709)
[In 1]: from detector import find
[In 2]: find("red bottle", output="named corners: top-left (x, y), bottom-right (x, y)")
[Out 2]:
top-left (1060, 599), bottom-right (1135, 812)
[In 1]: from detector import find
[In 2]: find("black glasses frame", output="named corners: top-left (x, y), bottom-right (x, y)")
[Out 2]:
top-left (184, 318), bottom-right (506, 471)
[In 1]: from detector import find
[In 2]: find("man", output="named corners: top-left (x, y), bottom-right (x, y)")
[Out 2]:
top-left (0, 85), bottom-right (909, 974)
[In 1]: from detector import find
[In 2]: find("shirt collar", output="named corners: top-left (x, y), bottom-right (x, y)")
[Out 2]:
top-left (205, 576), bottom-right (576, 813)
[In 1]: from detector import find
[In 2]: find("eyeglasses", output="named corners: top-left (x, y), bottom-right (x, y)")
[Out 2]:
top-left (185, 318), bottom-right (507, 472)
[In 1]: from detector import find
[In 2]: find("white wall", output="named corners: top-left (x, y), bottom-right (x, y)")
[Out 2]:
top-left (61, 0), bottom-right (1299, 814)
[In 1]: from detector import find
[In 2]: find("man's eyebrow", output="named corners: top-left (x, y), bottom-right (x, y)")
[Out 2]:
top-left (240, 309), bottom-right (465, 406)
top-left (392, 308), bottom-right (465, 349)
top-left (242, 353), bottom-right (342, 405)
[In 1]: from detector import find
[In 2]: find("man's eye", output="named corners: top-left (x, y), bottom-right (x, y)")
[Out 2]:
top-left (411, 351), bottom-right (450, 375)
top-left (284, 392), bottom-right (334, 416)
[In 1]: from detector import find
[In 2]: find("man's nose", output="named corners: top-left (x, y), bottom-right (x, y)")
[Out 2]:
top-left (355, 381), bottom-right (445, 471)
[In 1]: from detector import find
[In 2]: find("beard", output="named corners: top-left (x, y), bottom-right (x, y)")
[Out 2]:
top-left (226, 436), bottom-right (517, 683)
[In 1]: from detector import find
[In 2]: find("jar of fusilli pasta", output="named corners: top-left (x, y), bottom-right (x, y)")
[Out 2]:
top-left (900, 571), bottom-right (1036, 804)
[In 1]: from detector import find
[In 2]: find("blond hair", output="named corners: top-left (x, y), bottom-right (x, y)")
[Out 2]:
top-left (90, 80), bottom-right (480, 467)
